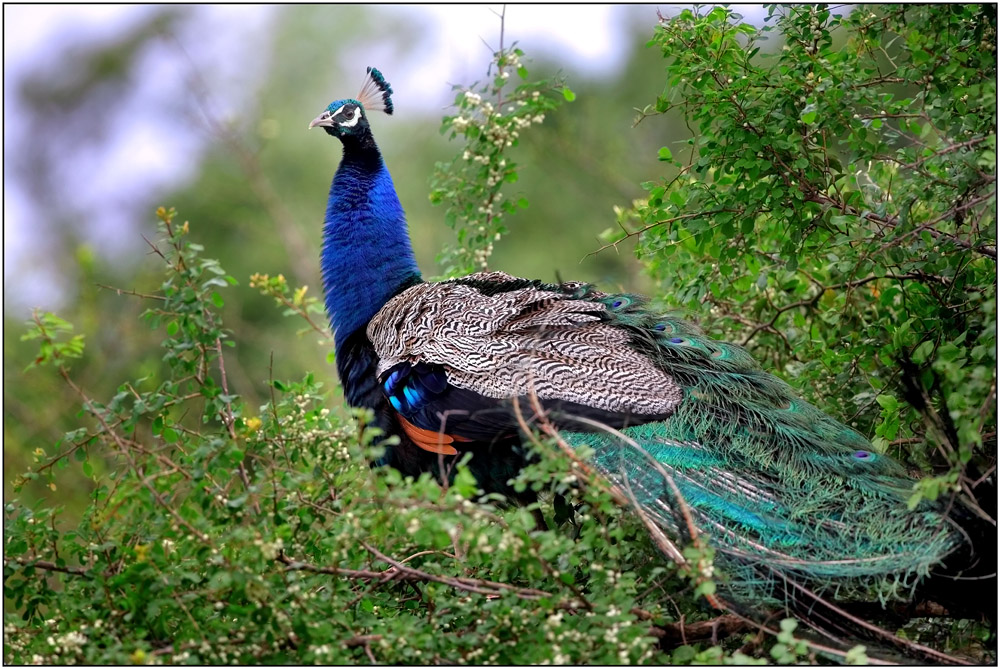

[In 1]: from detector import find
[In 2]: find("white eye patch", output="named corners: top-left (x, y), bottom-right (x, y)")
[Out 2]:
top-left (339, 106), bottom-right (362, 128)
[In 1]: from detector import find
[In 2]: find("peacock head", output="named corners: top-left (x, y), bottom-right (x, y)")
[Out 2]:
top-left (309, 66), bottom-right (393, 140)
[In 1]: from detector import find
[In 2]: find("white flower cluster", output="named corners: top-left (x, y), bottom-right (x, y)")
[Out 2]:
top-left (496, 532), bottom-right (523, 555)
top-left (805, 8), bottom-right (822, 53)
top-left (4, 623), bottom-right (31, 662)
top-left (503, 50), bottom-right (522, 71)
top-left (512, 113), bottom-right (545, 130)
top-left (698, 555), bottom-right (715, 579)
top-left (310, 644), bottom-right (334, 659)
top-left (484, 122), bottom-right (516, 149)
top-left (473, 243), bottom-right (495, 270)
top-left (465, 151), bottom-right (490, 166)
top-left (485, 159), bottom-right (507, 187)
top-left (474, 532), bottom-right (494, 554)
top-left (254, 536), bottom-right (283, 560)
top-left (47, 630), bottom-right (87, 656)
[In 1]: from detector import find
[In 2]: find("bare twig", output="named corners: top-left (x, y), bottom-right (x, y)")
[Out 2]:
top-left (58, 368), bottom-right (210, 543)
top-left (588, 209), bottom-right (743, 258)
top-left (278, 550), bottom-right (556, 602)
top-left (4, 557), bottom-right (91, 578)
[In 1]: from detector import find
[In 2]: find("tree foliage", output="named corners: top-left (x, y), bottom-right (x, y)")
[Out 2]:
top-left (4, 5), bottom-right (996, 665)
top-left (619, 4), bottom-right (996, 501)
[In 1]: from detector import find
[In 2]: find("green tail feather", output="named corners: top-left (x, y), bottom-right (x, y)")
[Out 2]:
top-left (557, 292), bottom-right (961, 605)
top-left (566, 422), bottom-right (958, 604)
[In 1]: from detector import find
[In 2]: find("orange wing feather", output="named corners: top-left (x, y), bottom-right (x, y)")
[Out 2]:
top-left (396, 415), bottom-right (471, 455)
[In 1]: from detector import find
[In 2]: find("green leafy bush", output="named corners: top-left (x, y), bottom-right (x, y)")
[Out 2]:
top-left (4, 209), bottom-right (677, 664)
top-left (621, 4), bottom-right (995, 496)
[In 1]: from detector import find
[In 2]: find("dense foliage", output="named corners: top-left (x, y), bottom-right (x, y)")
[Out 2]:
top-left (4, 5), bottom-right (995, 665)
top-left (621, 6), bottom-right (996, 506)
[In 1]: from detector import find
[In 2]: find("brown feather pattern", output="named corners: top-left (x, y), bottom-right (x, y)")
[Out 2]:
top-left (366, 272), bottom-right (683, 416)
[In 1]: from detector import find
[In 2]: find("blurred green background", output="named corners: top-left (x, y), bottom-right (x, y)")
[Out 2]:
top-left (4, 5), bottom-right (727, 517)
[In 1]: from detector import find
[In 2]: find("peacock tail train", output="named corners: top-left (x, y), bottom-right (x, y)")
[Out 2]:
top-left (367, 271), bottom-right (963, 607)
top-left (311, 68), bottom-right (988, 627)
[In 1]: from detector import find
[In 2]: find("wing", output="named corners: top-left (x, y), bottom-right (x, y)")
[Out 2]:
top-left (366, 271), bottom-right (685, 451)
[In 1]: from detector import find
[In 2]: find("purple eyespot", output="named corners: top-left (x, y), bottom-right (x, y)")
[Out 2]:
top-left (654, 323), bottom-right (666, 331)
top-left (669, 337), bottom-right (684, 344)
top-left (612, 300), bottom-right (624, 308)
top-left (852, 450), bottom-right (871, 459)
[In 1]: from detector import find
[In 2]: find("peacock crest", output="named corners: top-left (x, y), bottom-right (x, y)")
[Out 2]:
top-left (356, 66), bottom-right (393, 115)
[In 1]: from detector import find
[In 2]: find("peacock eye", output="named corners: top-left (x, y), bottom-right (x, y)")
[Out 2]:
top-left (338, 106), bottom-right (362, 128)
top-left (852, 450), bottom-right (871, 459)
top-left (653, 323), bottom-right (666, 331)
top-left (669, 337), bottom-right (684, 344)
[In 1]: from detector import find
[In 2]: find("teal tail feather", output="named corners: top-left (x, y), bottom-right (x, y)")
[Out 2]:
top-left (549, 308), bottom-right (964, 606)
top-left (564, 421), bottom-right (960, 605)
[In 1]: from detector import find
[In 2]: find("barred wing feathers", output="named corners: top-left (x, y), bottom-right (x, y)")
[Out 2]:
top-left (367, 271), bottom-right (683, 418)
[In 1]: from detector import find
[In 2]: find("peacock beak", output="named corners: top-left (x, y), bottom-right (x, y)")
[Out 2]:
top-left (309, 111), bottom-right (334, 130)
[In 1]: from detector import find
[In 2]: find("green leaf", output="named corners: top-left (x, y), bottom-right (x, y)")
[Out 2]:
top-left (912, 340), bottom-right (935, 363)
top-left (561, 87), bottom-right (576, 102)
top-left (658, 146), bottom-right (674, 161)
top-left (875, 395), bottom-right (898, 411)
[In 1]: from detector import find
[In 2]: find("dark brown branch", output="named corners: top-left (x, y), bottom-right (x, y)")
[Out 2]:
top-left (740, 272), bottom-right (956, 347)
top-left (5, 557), bottom-right (92, 578)
top-left (653, 613), bottom-right (747, 647)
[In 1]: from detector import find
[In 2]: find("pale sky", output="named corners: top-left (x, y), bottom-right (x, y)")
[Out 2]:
top-left (2, 4), bottom-right (768, 313)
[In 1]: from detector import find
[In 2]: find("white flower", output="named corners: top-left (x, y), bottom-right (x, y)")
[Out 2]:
top-left (255, 537), bottom-right (283, 561)
top-left (55, 630), bottom-right (87, 655)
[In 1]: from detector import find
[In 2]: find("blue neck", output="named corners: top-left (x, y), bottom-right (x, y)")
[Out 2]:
top-left (321, 135), bottom-right (421, 351)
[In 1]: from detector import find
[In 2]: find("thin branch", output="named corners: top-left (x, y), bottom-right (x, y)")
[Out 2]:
top-left (58, 368), bottom-right (210, 543)
top-left (4, 557), bottom-right (91, 578)
top-left (588, 209), bottom-right (743, 258)
top-left (95, 284), bottom-right (168, 301)
top-left (277, 550), bottom-right (557, 602)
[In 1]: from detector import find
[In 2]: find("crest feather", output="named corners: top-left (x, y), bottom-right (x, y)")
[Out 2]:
top-left (357, 66), bottom-right (394, 115)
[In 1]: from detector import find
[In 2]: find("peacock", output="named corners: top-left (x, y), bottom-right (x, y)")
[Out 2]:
top-left (309, 68), bottom-right (994, 648)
